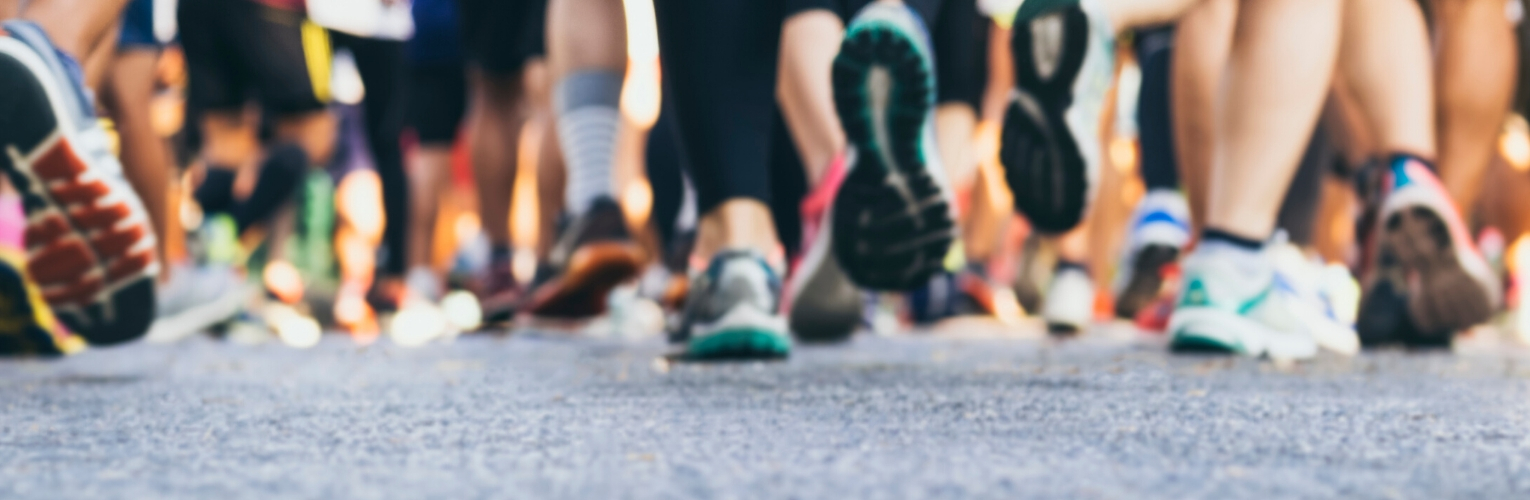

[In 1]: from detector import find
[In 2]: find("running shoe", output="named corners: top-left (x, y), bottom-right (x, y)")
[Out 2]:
top-left (673, 250), bottom-right (791, 360)
top-left (145, 263), bottom-right (251, 343)
top-left (521, 196), bottom-right (644, 319)
top-left (0, 249), bottom-right (78, 356)
top-left (1268, 241), bottom-right (1360, 355)
top-left (1168, 246), bottom-right (1319, 360)
top-left (1113, 189), bottom-right (1190, 319)
top-left (0, 21), bottom-right (159, 345)
top-left (477, 255), bottom-right (519, 326)
top-left (907, 264), bottom-right (999, 325)
top-left (1356, 156), bottom-right (1500, 347)
top-left (1001, 0), bottom-right (1114, 234)
top-left (785, 151), bottom-right (862, 342)
top-left (831, 3), bottom-right (956, 291)
top-left (1043, 265), bottom-right (1095, 335)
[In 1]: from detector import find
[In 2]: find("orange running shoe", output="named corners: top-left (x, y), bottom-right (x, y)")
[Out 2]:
top-left (0, 21), bottom-right (159, 345)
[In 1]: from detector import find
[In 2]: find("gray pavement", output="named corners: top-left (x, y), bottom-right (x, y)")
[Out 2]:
top-left (3, 326), bottom-right (1530, 499)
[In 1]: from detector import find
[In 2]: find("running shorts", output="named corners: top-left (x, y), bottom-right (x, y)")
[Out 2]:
top-left (456, 0), bottom-right (548, 75)
top-left (178, 0), bottom-right (331, 116)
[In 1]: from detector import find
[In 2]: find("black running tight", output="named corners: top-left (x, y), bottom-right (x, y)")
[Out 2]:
top-left (653, 0), bottom-right (979, 255)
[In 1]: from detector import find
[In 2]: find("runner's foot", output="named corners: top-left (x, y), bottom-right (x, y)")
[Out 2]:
top-left (1043, 264), bottom-right (1095, 335)
top-left (1113, 189), bottom-right (1189, 319)
top-left (145, 262), bottom-right (250, 342)
top-left (1168, 243), bottom-right (1319, 360)
top-left (674, 250), bottom-right (791, 360)
top-left (521, 196), bottom-right (644, 319)
top-left (1357, 156), bottom-right (1500, 347)
top-left (831, 2), bottom-right (956, 291)
top-left (1002, 0), bottom-right (1114, 234)
top-left (785, 151), bottom-right (862, 342)
top-left (0, 21), bottom-right (160, 345)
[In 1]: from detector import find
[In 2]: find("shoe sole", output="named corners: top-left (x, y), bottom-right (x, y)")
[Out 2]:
top-left (1002, 8), bottom-right (1095, 235)
top-left (831, 22), bottom-right (954, 291)
top-left (1169, 307), bottom-right (1318, 360)
top-left (0, 39), bottom-right (156, 346)
top-left (1359, 206), bottom-right (1492, 346)
top-left (1114, 244), bottom-right (1178, 319)
top-left (524, 242), bottom-right (643, 319)
top-left (686, 328), bottom-right (791, 361)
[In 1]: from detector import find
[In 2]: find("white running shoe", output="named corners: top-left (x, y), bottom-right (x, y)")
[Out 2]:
top-left (1112, 189), bottom-right (1189, 319)
top-left (1043, 266), bottom-right (1095, 335)
top-left (1169, 245), bottom-right (1319, 360)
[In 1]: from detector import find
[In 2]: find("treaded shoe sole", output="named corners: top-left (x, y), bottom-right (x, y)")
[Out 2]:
top-left (831, 22), bottom-right (954, 291)
top-left (1358, 206), bottom-right (1492, 347)
top-left (524, 242), bottom-right (644, 319)
top-left (685, 328), bottom-right (791, 361)
top-left (0, 39), bottom-right (156, 346)
top-left (1114, 244), bottom-right (1179, 319)
top-left (1002, 8), bottom-right (1093, 235)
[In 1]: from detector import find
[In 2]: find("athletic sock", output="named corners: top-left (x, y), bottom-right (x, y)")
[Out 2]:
top-left (231, 144), bottom-right (307, 232)
top-left (1055, 260), bottom-right (1090, 277)
top-left (1199, 228), bottom-right (1269, 277)
top-left (554, 70), bottom-right (624, 216)
top-left (194, 167), bottom-right (237, 214)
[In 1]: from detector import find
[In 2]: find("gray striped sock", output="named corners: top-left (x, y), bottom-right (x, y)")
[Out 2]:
top-left (554, 70), bottom-right (624, 215)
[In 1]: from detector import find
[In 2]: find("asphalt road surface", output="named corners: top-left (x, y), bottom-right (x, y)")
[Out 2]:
top-left (3, 324), bottom-right (1530, 499)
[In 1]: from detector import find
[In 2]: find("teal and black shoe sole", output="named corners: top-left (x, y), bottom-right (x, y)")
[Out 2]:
top-left (686, 329), bottom-right (791, 361)
top-left (830, 22), bottom-right (954, 292)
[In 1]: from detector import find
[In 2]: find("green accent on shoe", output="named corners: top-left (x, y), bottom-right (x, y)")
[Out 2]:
top-left (686, 328), bottom-right (792, 360)
top-left (1169, 332), bottom-right (1243, 354)
top-left (1180, 278), bottom-right (1211, 308)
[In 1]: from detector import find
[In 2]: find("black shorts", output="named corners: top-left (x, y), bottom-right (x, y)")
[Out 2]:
top-left (178, 0), bottom-right (330, 116)
top-left (409, 65), bottom-right (467, 146)
top-left (457, 0), bottom-right (548, 76)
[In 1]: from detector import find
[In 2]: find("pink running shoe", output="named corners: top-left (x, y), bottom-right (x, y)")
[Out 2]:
top-left (784, 151), bottom-right (863, 342)
top-left (1356, 155), bottom-right (1499, 346)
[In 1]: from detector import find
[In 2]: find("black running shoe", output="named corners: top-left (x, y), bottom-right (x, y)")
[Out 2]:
top-left (830, 2), bottom-right (956, 292)
top-left (1002, 0), bottom-right (1114, 234)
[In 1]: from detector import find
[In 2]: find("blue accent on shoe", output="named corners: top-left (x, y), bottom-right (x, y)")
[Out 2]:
top-left (1136, 210), bottom-right (1190, 232)
top-left (0, 20), bottom-right (94, 124)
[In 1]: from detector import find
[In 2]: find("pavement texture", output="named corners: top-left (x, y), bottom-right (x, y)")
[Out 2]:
top-left (3, 326), bottom-right (1530, 499)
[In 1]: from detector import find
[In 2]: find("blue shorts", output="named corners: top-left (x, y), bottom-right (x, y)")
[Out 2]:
top-left (118, 0), bottom-right (160, 50)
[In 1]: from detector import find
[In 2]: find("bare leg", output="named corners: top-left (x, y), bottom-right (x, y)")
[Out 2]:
top-left (1170, 0), bottom-right (1237, 233)
top-left (1205, 0), bottom-right (1341, 239)
top-left (273, 111), bottom-right (338, 167)
top-left (105, 50), bottom-right (174, 274)
top-left (406, 147), bottom-right (451, 271)
top-left (1431, 0), bottom-right (1517, 212)
top-left (20, 0), bottom-right (132, 57)
top-left (81, 24), bottom-right (118, 92)
top-left (777, 10), bottom-right (847, 184)
top-left (1335, 0), bottom-right (1435, 159)
top-left (465, 69), bottom-right (530, 249)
